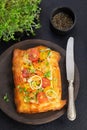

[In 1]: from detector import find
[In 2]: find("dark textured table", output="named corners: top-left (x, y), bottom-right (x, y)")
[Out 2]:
top-left (0, 0), bottom-right (87, 130)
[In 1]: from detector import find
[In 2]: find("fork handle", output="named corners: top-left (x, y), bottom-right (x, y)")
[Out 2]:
top-left (67, 80), bottom-right (76, 121)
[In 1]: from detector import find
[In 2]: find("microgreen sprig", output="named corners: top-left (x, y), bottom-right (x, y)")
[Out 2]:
top-left (3, 93), bottom-right (9, 102)
top-left (0, 0), bottom-right (41, 41)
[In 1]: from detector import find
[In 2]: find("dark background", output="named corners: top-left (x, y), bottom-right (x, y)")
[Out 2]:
top-left (0, 0), bottom-right (87, 130)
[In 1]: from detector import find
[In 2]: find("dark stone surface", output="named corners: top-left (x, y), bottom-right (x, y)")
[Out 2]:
top-left (0, 0), bottom-right (87, 129)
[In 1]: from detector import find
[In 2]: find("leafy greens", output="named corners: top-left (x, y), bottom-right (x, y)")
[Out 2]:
top-left (0, 0), bottom-right (41, 41)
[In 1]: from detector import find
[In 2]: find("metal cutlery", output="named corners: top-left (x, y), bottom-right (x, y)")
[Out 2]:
top-left (66, 37), bottom-right (76, 121)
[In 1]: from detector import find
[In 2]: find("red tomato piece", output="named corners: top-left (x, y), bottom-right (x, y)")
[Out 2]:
top-left (37, 92), bottom-right (48, 103)
top-left (42, 77), bottom-right (50, 88)
top-left (22, 68), bottom-right (29, 78)
top-left (29, 48), bottom-right (39, 62)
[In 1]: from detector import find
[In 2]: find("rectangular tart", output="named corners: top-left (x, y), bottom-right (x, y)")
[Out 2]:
top-left (12, 46), bottom-right (66, 113)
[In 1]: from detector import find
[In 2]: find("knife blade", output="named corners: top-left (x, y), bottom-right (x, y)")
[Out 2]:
top-left (66, 37), bottom-right (74, 82)
top-left (66, 37), bottom-right (76, 121)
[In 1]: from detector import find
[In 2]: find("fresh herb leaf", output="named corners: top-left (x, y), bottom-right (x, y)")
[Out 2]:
top-left (16, 85), bottom-right (21, 89)
top-left (3, 93), bottom-right (9, 102)
top-left (0, 0), bottom-right (41, 41)
top-left (44, 71), bottom-right (51, 78)
top-left (29, 65), bottom-right (36, 73)
top-left (24, 96), bottom-right (30, 103)
top-left (17, 85), bottom-right (28, 93)
top-left (23, 87), bottom-right (27, 92)
top-left (47, 51), bottom-right (51, 57)
top-left (46, 62), bottom-right (49, 66)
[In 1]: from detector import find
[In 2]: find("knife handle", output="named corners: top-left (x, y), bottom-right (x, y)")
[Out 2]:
top-left (67, 80), bottom-right (76, 121)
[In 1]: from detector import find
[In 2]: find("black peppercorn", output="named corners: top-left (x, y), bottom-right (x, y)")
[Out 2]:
top-left (52, 12), bottom-right (73, 31)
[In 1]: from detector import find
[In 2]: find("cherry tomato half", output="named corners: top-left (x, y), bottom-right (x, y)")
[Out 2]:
top-left (29, 48), bottom-right (39, 62)
top-left (37, 92), bottom-right (48, 103)
top-left (42, 77), bottom-right (50, 88)
top-left (22, 68), bottom-right (29, 78)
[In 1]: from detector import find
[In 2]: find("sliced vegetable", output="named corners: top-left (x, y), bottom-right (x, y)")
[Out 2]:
top-left (42, 77), bottom-right (50, 88)
top-left (22, 68), bottom-right (29, 78)
top-left (37, 92), bottom-right (48, 103)
top-left (29, 48), bottom-right (40, 62)
top-left (28, 75), bottom-right (42, 90)
top-left (46, 89), bottom-right (58, 99)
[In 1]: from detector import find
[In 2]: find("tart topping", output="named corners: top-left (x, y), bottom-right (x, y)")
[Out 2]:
top-left (37, 92), bottom-right (48, 103)
top-left (28, 48), bottom-right (40, 62)
top-left (22, 68), bottom-right (29, 78)
top-left (19, 47), bottom-right (57, 103)
top-left (42, 77), bottom-right (50, 88)
top-left (44, 71), bottom-right (51, 78)
top-left (28, 75), bottom-right (42, 90)
top-left (46, 89), bottom-right (58, 99)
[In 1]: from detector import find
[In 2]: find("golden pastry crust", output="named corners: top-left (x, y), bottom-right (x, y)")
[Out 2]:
top-left (12, 46), bottom-right (66, 113)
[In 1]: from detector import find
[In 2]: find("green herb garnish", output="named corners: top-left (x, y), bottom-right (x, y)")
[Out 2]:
top-left (46, 62), bottom-right (49, 66)
top-left (24, 96), bottom-right (30, 103)
top-left (47, 51), bottom-right (51, 57)
top-left (17, 85), bottom-right (21, 89)
top-left (19, 87), bottom-right (24, 93)
top-left (17, 85), bottom-right (28, 93)
top-left (0, 0), bottom-right (41, 41)
top-left (44, 71), bottom-right (51, 78)
top-left (3, 93), bottom-right (9, 102)
top-left (29, 65), bottom-right (36, 73)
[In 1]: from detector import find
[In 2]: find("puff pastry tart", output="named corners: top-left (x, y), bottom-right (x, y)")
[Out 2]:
top-left (12, 46), bottom-right (66, 113)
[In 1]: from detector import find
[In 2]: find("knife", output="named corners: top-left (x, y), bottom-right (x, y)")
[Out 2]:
top-left (66, 37), bottom-right (76, 121)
